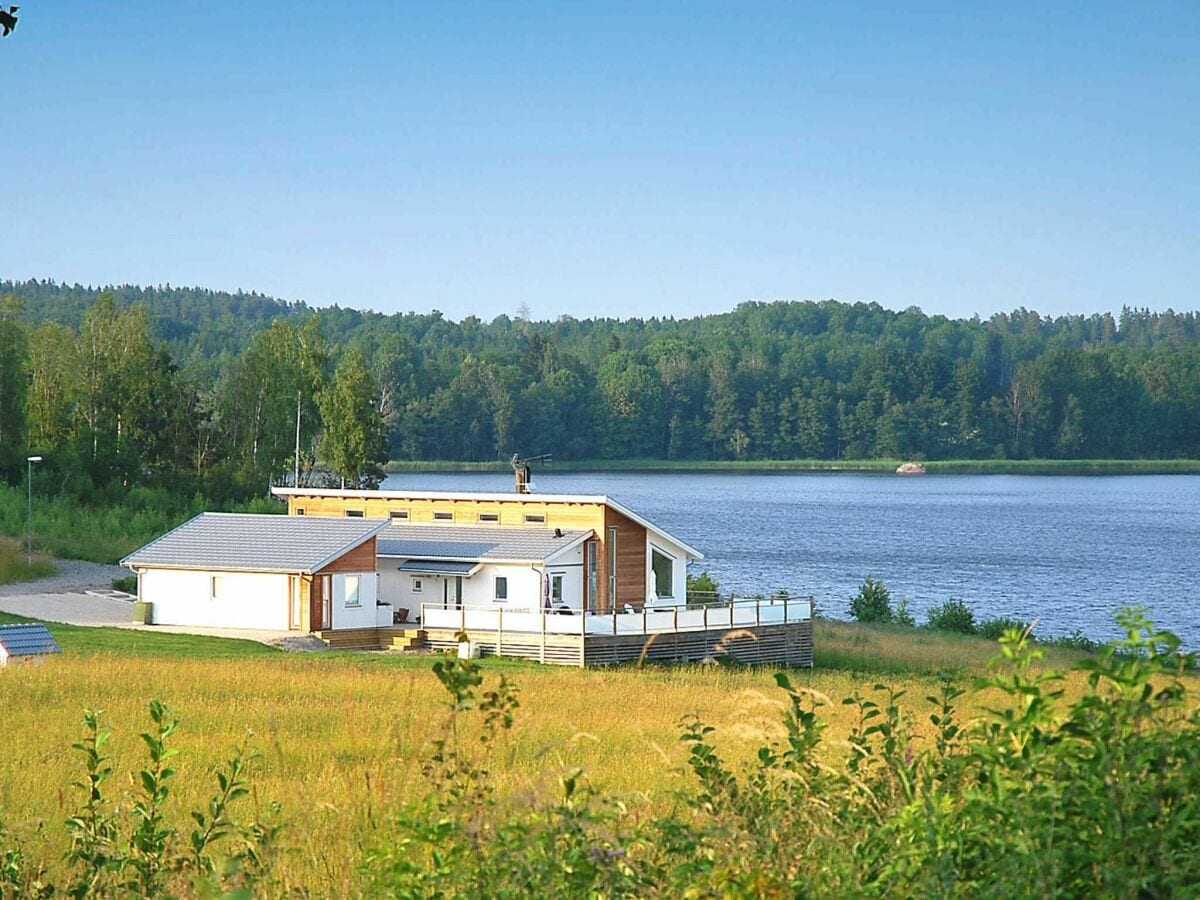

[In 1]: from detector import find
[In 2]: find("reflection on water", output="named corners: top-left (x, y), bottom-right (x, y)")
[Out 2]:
top-left (382, 471), bottom-right (1200, 648)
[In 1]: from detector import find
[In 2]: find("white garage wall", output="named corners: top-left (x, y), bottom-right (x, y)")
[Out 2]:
top-left (141, 569), bottom-right (290, 630)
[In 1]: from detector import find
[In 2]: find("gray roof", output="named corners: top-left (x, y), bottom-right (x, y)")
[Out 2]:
top-left (377, 524), bottom-right (591, 562)
top-left (122, 513), bottom-right (388, 574)
top-left (397, 560), bottom-right (480, 576)
top-left (0, 623), bottom-right (61, 657)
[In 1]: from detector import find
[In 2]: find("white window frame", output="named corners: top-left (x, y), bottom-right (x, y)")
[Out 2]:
top-left (494, 576), bottom-right (508, 601)
top-left (411, 577), bottom-right (423, 593)
top-left (344, 574), bottom-right (361, 608)
top-left (650, 545), bottom-right (675, 599)
top-left (551, 572), bottom-right (564, 603)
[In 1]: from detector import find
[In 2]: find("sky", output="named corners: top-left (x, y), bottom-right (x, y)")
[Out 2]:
top-left (1, 1), bottom-right (1197, 322)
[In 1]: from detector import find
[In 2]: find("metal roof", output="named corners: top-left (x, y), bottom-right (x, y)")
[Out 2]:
top-left (397, 560), bottom-right (481, 576)
top-left (377, 524), bottom-right (592, 563)
top-left (0, 623), bottom-right (61, 657)
top-left (121, 512), bottom-right (388, 574)
top-left (272, 486), bottom-right (704, 559)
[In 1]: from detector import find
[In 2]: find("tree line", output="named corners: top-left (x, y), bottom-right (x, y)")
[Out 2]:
top-left (3, 279), bottom-right (1200, 499)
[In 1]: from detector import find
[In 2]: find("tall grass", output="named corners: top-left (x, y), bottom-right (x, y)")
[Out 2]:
top-left (0, 537), bottom-right (56, 585)
top-left (0, 486), bottom-right (283, 564)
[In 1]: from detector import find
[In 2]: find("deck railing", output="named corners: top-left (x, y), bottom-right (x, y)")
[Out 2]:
top-left (420, 595), bottom-right (814, 638)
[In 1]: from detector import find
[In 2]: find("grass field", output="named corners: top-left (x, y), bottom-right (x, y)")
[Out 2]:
top-left (386, 457), bottom-right (1200, 475)
top-left (0, 610), bottom-right (1108, 895)
top-left (0, 537), bottom-right (56, 585)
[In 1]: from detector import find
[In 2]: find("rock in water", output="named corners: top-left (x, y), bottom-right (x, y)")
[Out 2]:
top-left (896, 462), bottom-right (926, 475)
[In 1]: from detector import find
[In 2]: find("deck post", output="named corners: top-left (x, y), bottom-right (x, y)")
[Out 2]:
top-left (540, 609), bottom-right (546, 665)
top-left (497, 606), bottom-right (503, 657)
top-left (784, 595), bottom-right (789, 624)
top-left (612, 605), bottom-right (617, 636)
top-left (756, 597), bottom-right (760, 627)
top-left (673, 606), bottom-right (678, 633)
top-left (460, 604), bottom-right (466, 634)
top-left (643, 605), bottom-right (647, 635)
top-left (703, 603), bottom-right (707, 631)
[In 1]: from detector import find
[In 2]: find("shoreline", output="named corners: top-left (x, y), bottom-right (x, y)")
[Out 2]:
top-left (384, 458), bottom-right (1200, 476)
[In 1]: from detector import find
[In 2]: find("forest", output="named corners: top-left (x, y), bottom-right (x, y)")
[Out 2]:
top-left (2, 278), bottom-right (1200, 500)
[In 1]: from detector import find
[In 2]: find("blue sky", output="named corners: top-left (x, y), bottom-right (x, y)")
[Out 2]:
top-left (1, 2), bottom-right (1196, 321)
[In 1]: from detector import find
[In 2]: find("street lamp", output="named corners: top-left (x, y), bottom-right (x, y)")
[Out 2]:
top-left (26, 456), bottom-right (42, 566)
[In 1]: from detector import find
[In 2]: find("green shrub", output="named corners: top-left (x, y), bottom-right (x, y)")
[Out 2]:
top-left (925, 598), bottom-right (977, 634)
top-left (893, 596), bottom-right (916, 627)
top-left (978, 616), bottom-right (1030, 640)
top-left (112, 575), bottom-right (137, 594)
top-left (1043, 628), bottom-right (1104, 653)
top-left (686, 571), bottom-right (722, 604)
top-left (848, 576), bottom-right (894, 623)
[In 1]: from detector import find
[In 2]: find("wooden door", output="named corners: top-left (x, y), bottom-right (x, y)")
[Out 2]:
top-left (310, 574), bottom-right (333, 631)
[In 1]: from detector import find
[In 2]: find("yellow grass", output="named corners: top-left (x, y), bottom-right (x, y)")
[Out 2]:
top-left (0, 637), bottom-right (1135, 894)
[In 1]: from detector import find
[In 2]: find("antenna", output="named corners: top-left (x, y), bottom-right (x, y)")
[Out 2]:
top-left (511, 453), bottom-right (552, 494)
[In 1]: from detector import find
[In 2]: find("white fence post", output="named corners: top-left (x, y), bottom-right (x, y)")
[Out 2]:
top-left (498, 606), bottom-right (503, 657)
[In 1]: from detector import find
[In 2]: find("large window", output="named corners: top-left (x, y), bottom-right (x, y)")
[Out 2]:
top-left (651, 547), bottom-right (674, 599)
top-left (494, 576), bottom-right (508, 601)
top-left (343, 575), bottom-right (361, 608)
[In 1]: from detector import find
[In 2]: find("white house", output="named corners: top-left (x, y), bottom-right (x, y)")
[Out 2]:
top-left (122, 513), bottom-right (389, 632)
top-left (376, 523), bottom-right (594, 621)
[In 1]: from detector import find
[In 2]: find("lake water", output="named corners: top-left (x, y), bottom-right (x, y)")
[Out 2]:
top-left (381, 471), bottom-right (1200, 648)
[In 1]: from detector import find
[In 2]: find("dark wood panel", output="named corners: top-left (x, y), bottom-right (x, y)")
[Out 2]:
top-left (318, 537), bottom-right (377, 574)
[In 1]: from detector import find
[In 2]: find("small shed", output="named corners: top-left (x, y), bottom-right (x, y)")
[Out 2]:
top-left (0, 623), bottom-right (61, 666)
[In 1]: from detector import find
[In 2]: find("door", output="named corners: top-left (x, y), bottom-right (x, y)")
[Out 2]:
top-left (289, 576), bottom-right (302, 630)
top-left (310, 574), bottom-right (332, 631)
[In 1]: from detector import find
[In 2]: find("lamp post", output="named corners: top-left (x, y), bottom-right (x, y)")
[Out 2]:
top-left (26, 456), bottom-right (42, 566)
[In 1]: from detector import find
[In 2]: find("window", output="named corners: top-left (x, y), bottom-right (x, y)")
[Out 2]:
top-left (608, 526), bottom-right (618, 604)
top-left (478, 512), bottom-right (499, 523)
top-left (411, 578), bottom-right (423, 593)
top-left (296, 507), bottom-right (305, 516)
top-left (494, 576), bottom-right (508, 601)
top-left (390, 510), bottom-right (408, 520)
top-left (210, 575), bottom-right (224, 601)
top-left (433, 511), bottom-right (453, 521)
top-left (524, 513), bottom-right (545, 524)
top-left (345, 510), bottom-right (364, 518)
top-left (651, 547), bottom-right (674, 599)
top-left (551, 573), bottom-right (564, 603)
top-left (344, 575), bottom-right (361, 608)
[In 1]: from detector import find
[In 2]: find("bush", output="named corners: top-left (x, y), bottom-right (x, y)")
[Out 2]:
top-left (112, 575), bottom-right (137, 594)
top-left (686, 571), bottom-right (722, 604)
top-left (848, 577), bottom-right (894, 623)
top-left (978, 616), bottom-right (1030, 640)
top-left (893, 596), bottom-right (916, 627)
top-left (1044, 628), bottom-right (1104, 653)
top-left (925, 598), bottom-right (977, 634)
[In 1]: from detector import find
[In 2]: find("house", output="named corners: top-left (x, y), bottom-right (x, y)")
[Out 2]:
top-left (0, 623), bottom-right (61, 666)
top-left (378, 523), bottom-right (594, 619)
top-left (271, 486), bottom-right (704, 613)
top-left (121, 513), bottom-right (389, 631)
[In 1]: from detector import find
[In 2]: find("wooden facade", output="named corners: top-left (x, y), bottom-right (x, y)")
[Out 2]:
top-left (292, 536), bottom-right (379, 632)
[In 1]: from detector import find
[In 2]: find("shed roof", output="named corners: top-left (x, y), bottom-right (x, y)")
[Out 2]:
top-left (121, 512), bottom-right (388, 574)
top-left (377, 524), bottom-right (591, 563)
top-left (0, 623), bottom-right (61, 657)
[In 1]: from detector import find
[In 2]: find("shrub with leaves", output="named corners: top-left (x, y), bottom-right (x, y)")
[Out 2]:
top-left (848, 576), bottom-right (895, 623)
top-left (925, 597), bottom-right (977, 634)
top-left (977, 616), bottom-right (1029, 640)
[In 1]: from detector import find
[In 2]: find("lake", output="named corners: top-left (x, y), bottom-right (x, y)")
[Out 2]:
top-left (381, 471), bottom-right (1200, 648)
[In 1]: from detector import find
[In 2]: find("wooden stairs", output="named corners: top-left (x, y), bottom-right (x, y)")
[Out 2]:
top-left (316, 627), bottom-right (428, 652)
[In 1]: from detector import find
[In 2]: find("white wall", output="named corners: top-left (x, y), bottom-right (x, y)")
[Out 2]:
top-left (140, 569), bottom-right (290, 630)
top-left (645, 535), bottom-right (690, 607)
top-left (329, 572), bottom-right (379, 630)
top-left (544, 542), bottom-right (585, 610)
top-left (379, 559), bottom-right (550, 618)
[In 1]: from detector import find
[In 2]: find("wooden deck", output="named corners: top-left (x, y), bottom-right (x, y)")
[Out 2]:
top-left (317, 598), bottom-right (815, 668)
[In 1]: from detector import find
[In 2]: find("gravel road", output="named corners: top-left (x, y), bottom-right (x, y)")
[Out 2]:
top-left (0, 559), bottom-right (129, 596)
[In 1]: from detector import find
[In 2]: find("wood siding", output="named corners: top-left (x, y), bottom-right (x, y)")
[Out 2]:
top-left (288, 494), bottom-right (608, 532)
top-left (603, 507), bottom-right (647, 612)
top-left (317, 536), bottom-right (377, 574)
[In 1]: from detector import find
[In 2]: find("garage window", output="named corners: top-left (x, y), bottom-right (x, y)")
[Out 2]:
top-left (210, 575), bottom-right (224, 601)
top-left (494, 576), bottom-right (508, 601)
top-left (344, 575), bottom-right (361, 608)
